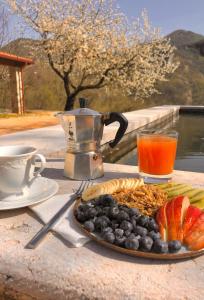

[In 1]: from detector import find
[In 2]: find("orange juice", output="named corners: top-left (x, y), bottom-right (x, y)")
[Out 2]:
top-left (137, 135), bottom-right (177, 175)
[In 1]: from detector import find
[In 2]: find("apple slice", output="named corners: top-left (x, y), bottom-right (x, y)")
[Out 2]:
top-left (156, 202), bottom-right (168, 241)
top-left (172, 195), bottom-right (190, 242)
top-left (166, 200), bottom-right (177, 241)
top-left (184, 213), bottom-right (204, 251)
top-left (183, 205), bottom-right (202, 237)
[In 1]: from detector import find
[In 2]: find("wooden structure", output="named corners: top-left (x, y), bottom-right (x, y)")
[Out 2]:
top-left (0, 51), bottom-right (33, 114)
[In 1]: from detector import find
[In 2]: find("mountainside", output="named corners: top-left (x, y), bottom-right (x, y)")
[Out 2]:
top-left (1, 30), bottom-right (204, 111)
top-left (150, 30), bottom-right (204, 106)
top-left (166, 30), bottom-right (204, 47)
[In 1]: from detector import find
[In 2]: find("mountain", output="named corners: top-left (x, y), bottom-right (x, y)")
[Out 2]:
top-left (1, 30), bottom-right (204, 111)
top-left (150, 30), bottom-right (204, 106)
top-left (1, 38), bottom-right (41, 58)
top-left (166, 29), bottom-right (204, 48)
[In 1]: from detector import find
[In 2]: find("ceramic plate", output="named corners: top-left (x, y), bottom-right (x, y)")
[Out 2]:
top-left (0, 177), bottom-right (58, 210)
top-left (73, 198), bottom-right (204, 260)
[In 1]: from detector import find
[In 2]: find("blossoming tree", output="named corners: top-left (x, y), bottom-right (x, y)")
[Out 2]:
top-left (7, 0), bottom-right (178, 110)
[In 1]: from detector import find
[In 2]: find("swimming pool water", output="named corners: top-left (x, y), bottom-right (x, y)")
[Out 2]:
top-left (117, 114), bottom-right (204, 173)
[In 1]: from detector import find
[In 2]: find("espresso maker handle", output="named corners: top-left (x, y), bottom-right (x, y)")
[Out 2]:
top-left (103, 112), bottom-right (128, 148)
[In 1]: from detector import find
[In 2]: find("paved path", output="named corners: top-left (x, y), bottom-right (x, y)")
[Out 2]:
top-left (0, 125), bottom-right (65, 155)
top-left (0, 106), bottom-right (180, 155)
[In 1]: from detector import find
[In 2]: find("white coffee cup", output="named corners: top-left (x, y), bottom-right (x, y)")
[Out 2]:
top-left (0, 145), bottom-right (46, 197)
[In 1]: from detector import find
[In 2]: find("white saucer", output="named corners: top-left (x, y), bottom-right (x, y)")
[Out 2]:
top-left (0, 177), bottom-right (58, 210)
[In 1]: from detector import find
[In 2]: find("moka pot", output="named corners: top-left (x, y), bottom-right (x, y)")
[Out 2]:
top-left (56, 98), bottom-right (128, 180)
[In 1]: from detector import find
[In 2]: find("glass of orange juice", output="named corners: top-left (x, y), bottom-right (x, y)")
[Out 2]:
top-left (137, 129), bottom-right (178, 183)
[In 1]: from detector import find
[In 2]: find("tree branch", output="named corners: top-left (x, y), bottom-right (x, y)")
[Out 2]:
top-left (47, 53), bottom-right (64, 80)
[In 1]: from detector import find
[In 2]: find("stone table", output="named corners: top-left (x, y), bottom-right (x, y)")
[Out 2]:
top-left (0, 162), bottom-right (204, 300)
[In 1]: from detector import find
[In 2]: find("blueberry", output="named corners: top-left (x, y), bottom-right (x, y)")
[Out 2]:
top-left (153, 239), bottom-right (168, 254)
top-left (130, 217), bottom-right (137, 229)
top-left (95, 206), bottom-right (103, 216)
top-left (111, 220), bottom-right (119, 230)
top-left (129, 233), bottom-right (136, 239)
top-left (103, 206), bottom-right (110, 216)
top-left (91, 216), bottom-right (97, 223)
top-left (115, 236), bottom-right (126, 246)
top-left (148, 231), bottom-right (161, 241)
top-left (102, 227), bottom-right (113, 236)
top-left (86, 207), bottom-right (98, 219)
top-left (101, 215), bottom-right (110, 223)
top-left (76, 210), bottom-right (87, 222)
top-left (117, 210), bottom-right (130, 222)
top-left (84, 220), bottom-right (95, 232)
top-left (125, 237), bottom-right (139, 250)
top-left (119, 205), bottom-right (130, 213)
top-left (79, 203), bottom-right (93, 212)
top-left (101, 194), bottom-right (116, 206)
top-left (94, 216), bottom-right (110, 231)
top-left (95, 197), bottom-right (103, 206)
top-left (135, 235), bottom-right (141, 241)
top-left (115, 228), bottom-right (124, 238)
top-left (129, 208), bottom-right (140, 217)
top-left (139, 236), bottom-right (153, 252)
top-left (109, 206), bottom-right (119, 218)
top-left (138, 215), bottom-right (149, 228)
top-left (148, 218), bottom-right (159, 232)
top-left (120, 220), bottom-right (133, 231)
top-left (103, 232), bottom-right (115, 244)
top-left (168, 240), bottom-right (182, 253)
top-left (134, 226), bottom-right (148, 237)
top-left (124, 230), bottom-right (132, 237)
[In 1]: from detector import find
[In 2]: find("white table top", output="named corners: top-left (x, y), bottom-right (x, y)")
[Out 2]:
top-left (0, 161), bottom-right (204, 300)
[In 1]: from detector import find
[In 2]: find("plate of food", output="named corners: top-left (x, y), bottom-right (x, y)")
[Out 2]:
top-left (73, 178), bottom-right (204, 260)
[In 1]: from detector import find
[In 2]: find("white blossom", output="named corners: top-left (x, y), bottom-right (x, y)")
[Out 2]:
top-left (7, 0), bottom-right (179, 109)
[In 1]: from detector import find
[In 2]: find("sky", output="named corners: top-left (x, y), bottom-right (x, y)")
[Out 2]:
top-left (4, 0), bottom-right (204, 39)
top-left (117, 0), bottom-right (204, 36)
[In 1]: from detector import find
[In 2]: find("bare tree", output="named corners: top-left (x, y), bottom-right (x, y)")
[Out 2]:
top-left (8, 0), bottom-right (178, 110)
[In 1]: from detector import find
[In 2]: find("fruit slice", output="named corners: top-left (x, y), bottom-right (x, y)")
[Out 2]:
top-left (167, 186), bottom-right (192, 199)
top-left (156, 202), bottom-right (168, 241)
top-left (192, 198), bottom-right (204, 210)
top-left (183, 205), bottom-right (202, 237)
top-left (82, 178), bottom-right (144, 200)
top-left (158, 195), bottom-right (190, 242)
top-left (190, 191), bottom-right (204, 203)
top-left (184, 213), bottom-right (204, 251)
top-left (172, 195), bottom-right (190, 242)
top-left (164, 184), bottom-right (187, 193)
top-left (166, 200), bottom-right (176, 241)
top-left (156, 183), bottom-right (184, 191)
top-left (182, 189), bottom-right (202, 199)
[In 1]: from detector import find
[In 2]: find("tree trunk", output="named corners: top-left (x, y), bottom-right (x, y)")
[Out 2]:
top-left (64, 95), bottom-right (75, 111)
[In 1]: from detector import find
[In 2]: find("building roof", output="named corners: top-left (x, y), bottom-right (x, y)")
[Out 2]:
top-left (0, 51), bottom-right (34, 67)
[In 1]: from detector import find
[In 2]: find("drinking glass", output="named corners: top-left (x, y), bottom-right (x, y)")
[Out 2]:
top-left (137, 129), bottom-right (178, 183)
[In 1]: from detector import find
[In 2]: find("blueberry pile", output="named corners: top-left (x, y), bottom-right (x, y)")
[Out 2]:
top-left (75, 194), bottom-right (182, 254)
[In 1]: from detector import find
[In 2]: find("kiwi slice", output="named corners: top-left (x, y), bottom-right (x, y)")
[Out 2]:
top-left (190, 191), bottom-right (204, 203)
top-left (154, 182), bottom-right (180, 190)
top-left (164, 184), bottom-right (189, 193)
top-left (167, 186), bottom-right (192, 198)
top-left (191, 198), bottom-right (204, 209)
top-left (182, 189), bottom-right (203, 199)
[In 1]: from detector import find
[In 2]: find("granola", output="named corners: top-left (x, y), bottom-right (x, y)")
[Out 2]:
top-left (112, 184), bottom-right (168, 216)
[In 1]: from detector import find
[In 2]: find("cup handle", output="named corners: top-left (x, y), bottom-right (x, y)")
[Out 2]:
top-left (32, 154), bottom-right (46, 177)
